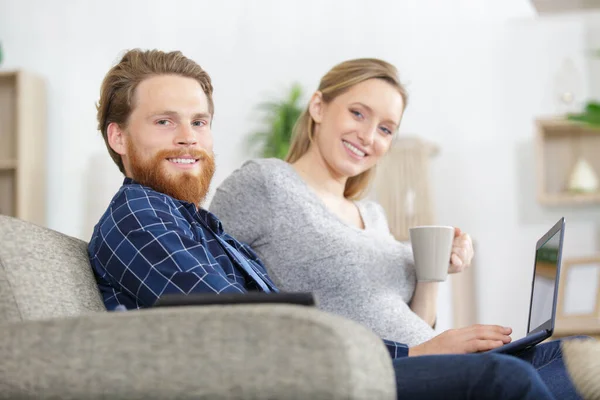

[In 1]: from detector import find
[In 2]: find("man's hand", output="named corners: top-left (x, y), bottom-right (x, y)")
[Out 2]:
top-left (449, 227), bottom-right (474, 274)
top-left (408, 324), bottom-right (512, 356)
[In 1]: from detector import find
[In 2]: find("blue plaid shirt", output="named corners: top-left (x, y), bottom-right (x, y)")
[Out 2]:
top-left (88, 178), bottom-right (409, 359)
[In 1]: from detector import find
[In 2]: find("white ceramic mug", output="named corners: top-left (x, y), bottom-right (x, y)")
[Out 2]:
top-left (409, 226), bottom-right (454, 282)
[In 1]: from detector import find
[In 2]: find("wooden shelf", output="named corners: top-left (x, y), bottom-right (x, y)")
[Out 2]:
top-left (538, 118), bottom-right (600, 137)
top-left (531, 0), bottom-right (600, 14)
top-left (535, 117), bottom-right (600, 206)
top-left (0, 70), bottom-right (19, 78)
top-left (538, 192), bottom-right (600, 206)
top-left (554, 316), bottom-right (600, 337)
top-left (0, 160), bottom-right (17, 170)
top-left (0, 70), bottom-right (46, 225)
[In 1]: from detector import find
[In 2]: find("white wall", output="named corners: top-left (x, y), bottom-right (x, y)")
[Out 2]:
top-left (585, 13), bottom-right (600, 99)
top-left (1, 0), bottom-right (599, 338)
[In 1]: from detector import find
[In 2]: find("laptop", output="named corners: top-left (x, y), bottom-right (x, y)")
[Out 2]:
top-left (488, 217), bottom-right (565, 355)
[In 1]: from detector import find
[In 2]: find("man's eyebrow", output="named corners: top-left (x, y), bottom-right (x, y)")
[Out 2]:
top-left (147, 110), bottom-right (178, 118)
top-left (146, 111), bottom-right (211, 119)
top-left (192, 112), bottom-right (212, 120)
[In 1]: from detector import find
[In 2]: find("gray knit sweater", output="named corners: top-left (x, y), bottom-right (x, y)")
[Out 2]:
top-left (209, 158), bottom-right (435, 346)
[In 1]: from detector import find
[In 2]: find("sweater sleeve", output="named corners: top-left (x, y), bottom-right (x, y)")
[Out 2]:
top-left (209, 160), bottom-right (271, 248)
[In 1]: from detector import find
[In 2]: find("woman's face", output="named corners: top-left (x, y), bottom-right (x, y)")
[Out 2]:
top-left (309, 78), bottom-right (404, 180)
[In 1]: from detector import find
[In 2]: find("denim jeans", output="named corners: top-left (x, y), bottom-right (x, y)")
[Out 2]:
top-left (518, 337), bottom-right (587, 400)
top-left (392, 337), bottom-right (586, 400)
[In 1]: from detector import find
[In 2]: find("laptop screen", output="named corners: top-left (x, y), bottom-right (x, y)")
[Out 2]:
top-left (527, 228), bottom-right (562, 334)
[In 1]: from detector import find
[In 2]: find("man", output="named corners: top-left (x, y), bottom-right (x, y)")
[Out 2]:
top-left (88, 48), bottom-right (561, 400)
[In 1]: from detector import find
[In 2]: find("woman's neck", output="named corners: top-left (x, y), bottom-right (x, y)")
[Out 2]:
top-left (291, 147), bottom-right (347, 199)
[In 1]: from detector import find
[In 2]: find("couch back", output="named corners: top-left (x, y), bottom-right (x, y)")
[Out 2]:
top-left (0, 215), bottom-right (105, 322)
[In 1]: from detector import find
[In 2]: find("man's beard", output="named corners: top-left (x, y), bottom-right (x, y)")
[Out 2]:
top-left (127, 141), bottom-right (216, 206)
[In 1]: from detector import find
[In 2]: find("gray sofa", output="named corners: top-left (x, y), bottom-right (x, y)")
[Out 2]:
top-left (0, 215), bottom-right (396, 399)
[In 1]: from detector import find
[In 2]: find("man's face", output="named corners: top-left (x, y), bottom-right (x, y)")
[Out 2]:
top-left (110, 74), bottom-right (215, 206)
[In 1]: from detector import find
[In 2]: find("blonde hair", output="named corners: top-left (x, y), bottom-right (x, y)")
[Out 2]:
top-left (96, 49), bottom-right (214, 174)
top-left (286, 58), bottom-right (408, 200)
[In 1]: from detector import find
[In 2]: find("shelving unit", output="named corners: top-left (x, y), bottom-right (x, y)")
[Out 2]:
top-left (531, 0), bottom-right (600, 14)
top-left (535, 117), bottom-right (600, 206)
top-left (535, 120), bottom-right (600, 337)
top-left (0, 70), bottom-right (46, 226)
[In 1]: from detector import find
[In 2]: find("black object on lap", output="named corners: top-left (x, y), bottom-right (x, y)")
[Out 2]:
top-left (153, 292), bottom-right (317, 308)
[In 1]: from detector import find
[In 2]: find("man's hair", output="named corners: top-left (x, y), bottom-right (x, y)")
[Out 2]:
top-left (96, 49), bottom-right (214, 174)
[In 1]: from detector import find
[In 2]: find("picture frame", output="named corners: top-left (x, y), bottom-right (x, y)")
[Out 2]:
top-left (556, 256), bottom-right (600, 321)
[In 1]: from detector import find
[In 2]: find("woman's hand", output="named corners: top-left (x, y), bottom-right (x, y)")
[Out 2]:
top-left (408, 324), bottom-right (512, 356)
top-left (449, 227), bottom-right (473, 274)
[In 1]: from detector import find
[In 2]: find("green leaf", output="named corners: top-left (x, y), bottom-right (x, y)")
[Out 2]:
top-left (584, 101), bottom-right (600, 114)
top-left (245, 83), bottom-right (305, 159)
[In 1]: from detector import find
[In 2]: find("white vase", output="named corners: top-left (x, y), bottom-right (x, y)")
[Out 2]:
top-left (568, 158), bottom-right (599, 193)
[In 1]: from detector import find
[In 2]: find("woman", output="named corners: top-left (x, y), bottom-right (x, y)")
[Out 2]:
top-left (210, 58), bottom-right (584, 399)
top-left (211, 58), bottom-right (471, 347)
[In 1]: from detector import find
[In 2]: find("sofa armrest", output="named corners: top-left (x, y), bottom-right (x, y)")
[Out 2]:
top-left (0, 304), bottom-right (396, 400)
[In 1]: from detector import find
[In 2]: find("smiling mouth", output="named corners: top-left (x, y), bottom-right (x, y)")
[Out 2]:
top-left (342, 140), bottom-right (367, 157)
top-left (167, 157), bottom-right (199, 165)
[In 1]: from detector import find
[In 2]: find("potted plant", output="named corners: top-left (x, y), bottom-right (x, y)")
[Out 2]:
top-left (567, 101), bottom-right (600, 127)
top-left (567, 49), bottom-right (600, 128)
top-left (245, 83), bottom-right (304, 159)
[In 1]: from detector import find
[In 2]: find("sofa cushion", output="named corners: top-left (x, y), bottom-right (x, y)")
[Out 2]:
top-left (562, 338), bottom-right (600, 400)
top-left (0, 215), bottom-right (105, 322)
